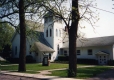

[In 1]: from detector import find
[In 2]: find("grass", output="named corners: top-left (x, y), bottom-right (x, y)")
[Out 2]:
top-left (0, 63), bottom-right (88, 71)
top-left (0, 62), bottom-right (113, 78)
top-left (0, 63), bottom-right (68, 71)
top-left (49, 66), bottom-right (112, 79)
top-left (26, 63), bottom-right (68, 71)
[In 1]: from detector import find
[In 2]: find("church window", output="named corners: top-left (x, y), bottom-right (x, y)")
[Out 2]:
top-left (50, 28), bottom-right (52, 37)
top-left (56, 29), bottom-right (58, 37)
top-left (46, 29), bottom-right (48, 37)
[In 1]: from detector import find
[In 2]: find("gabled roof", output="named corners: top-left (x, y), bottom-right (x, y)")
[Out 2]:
top-left (63, 36), bottom-right (114, 48)
top-left (30, 42), bottom-right (54, 53)
top-left (29, 31), bottom-right (54, 52)
top-left (11, 20), bottom-right (54, 52)
top-left (37, 32), bottom-right (52, 48)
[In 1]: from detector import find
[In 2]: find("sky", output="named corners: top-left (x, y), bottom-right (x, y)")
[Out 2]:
top-left (82, 0), bottom-right (114, 38)
top-left (2, 0), bottom-right (114, 38)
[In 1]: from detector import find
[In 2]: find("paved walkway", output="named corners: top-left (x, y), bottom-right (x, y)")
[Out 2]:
top-left (0, 65), bottom-right (97, 80)
top-left (38, 65), bottom-right (96, 75)
top-left (0, 65), bottom-right (114, 80)
top-left (0, 70), bottom-right (82, 80)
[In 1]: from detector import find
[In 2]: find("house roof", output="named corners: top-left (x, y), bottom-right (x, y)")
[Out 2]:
top-left (37, 32), bottom-right (52, 48)
top-left (30, 42), bottom-right (54, 53)
top-left (62, 36), bottom-right (114, 48)
top-left (29, 31), bottom-right (54, 53)
top-left (11, 20), bottom-right (54, 52)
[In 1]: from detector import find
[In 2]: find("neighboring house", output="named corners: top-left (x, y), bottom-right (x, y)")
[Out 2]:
top-left (11, 12), bottom-right (114, 65)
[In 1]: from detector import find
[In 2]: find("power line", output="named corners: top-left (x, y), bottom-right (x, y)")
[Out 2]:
top-left (90, 6), bottom-right (114, 14)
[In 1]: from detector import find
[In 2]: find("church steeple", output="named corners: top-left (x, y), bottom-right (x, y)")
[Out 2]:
top-left (44, 11), bottom-right (64, 61)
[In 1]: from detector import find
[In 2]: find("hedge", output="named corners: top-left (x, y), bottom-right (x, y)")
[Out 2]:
top-left (57, 56), bottom-right (98, 65)
top-left (107, 60), bottom-right (114, 66)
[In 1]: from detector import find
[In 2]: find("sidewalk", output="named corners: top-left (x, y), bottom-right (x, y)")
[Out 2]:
top-left (1, 65), bottom-right (113, 80)
top-left (0, 70), bottom-right (83, 80)
top-left (0, 65), bottom-right (97, 80)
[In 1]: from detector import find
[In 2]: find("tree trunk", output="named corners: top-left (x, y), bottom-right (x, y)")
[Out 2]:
top-left (18, 0), bottom-right (26, 72)
top-left (68, 0), bottom-right (79, 77)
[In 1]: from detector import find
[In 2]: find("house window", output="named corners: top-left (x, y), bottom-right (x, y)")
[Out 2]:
top-left (15, 46), bottom-right (17, 55)
top-left (30, 45), bottom-right (31, 54)
top-left (46, 29), bottom-right (48, 37)
top-left (77, 50), bottom-right (80, 55)
top-left (50, 29), bottom-right (52, 37)
top-left (88, 49), bottom-right (92, 55)
top-left (56, 29), bottom-right (58, 37)
top-left (64, 50), bottom-right (67, 56)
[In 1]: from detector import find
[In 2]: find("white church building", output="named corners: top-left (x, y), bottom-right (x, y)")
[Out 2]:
top-left (11, 12), bottom-right (114, 65)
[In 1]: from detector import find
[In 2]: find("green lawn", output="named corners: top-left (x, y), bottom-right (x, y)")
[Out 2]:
top-left (0, 63), bottom-right (113, 78)
top-left (0, 63), bottom-right (87, 71)
top-left (26, 63), bottom-right (68, 71)
top-left (0, 63), bottom-right (68, 71)
top-left (49, 66), bottom-right (112, 79)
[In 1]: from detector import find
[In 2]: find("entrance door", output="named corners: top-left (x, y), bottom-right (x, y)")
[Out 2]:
top-left (98, 55), bottom-right (107, 65)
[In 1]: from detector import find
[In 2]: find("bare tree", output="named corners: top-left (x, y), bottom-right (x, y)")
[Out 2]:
top-left (40, 0), bottom-right (98, 77)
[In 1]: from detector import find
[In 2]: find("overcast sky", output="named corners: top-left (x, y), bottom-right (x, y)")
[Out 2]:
top-left (82, 0), bottom-right (114, 38)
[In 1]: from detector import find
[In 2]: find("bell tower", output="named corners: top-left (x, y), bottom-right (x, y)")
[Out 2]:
top-left (44, 11), bottom-right (64, 61)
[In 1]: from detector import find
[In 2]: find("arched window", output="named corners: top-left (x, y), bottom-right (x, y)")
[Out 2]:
top-left (50, 28), bottom-right (52, 37)
top-left (59, 30), bottom-right (61, 37)
top-left (46, 29), bottom-right (48, 37)
top-left (56, 29), bottom-right (58, 37)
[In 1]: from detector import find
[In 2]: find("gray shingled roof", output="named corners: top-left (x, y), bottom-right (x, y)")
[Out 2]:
top-left (26, 20), bottom-right (54, 52)
top-left (25, 20), bottom-right (53, 49)
top-left (31, 42), bottom-right (54, 53)
top-left (63, 36), bottom-right (114, 48)
top-left (37, 32), bottom-right (53, 48)
top-left (30, 31), bottom-right (54, 52)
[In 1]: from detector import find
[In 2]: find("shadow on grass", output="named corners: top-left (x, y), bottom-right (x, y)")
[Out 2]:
top-left (50, 66), bottom-right (112, 79)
